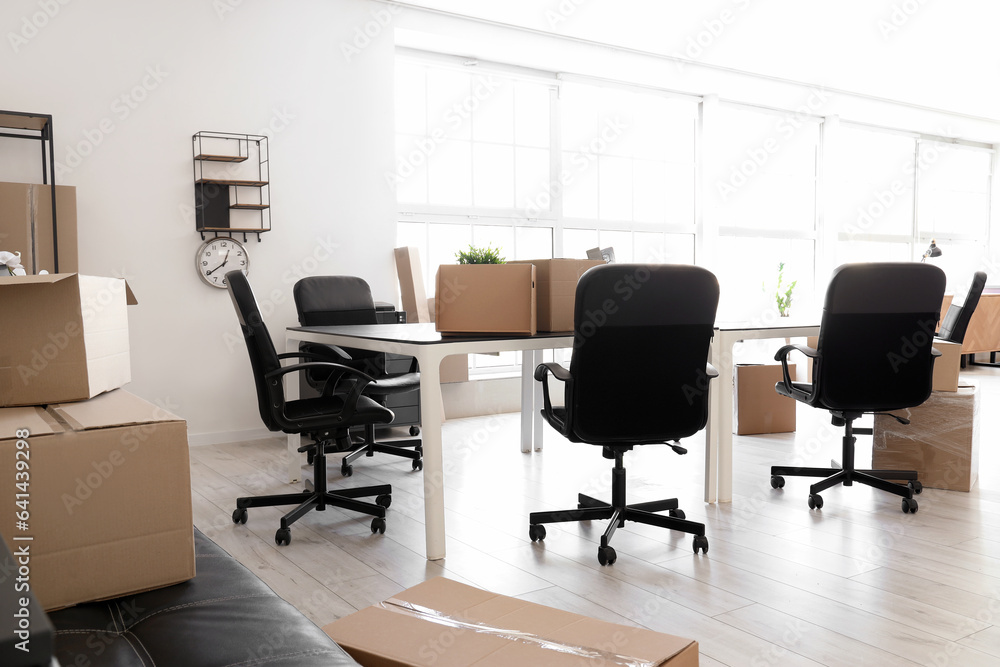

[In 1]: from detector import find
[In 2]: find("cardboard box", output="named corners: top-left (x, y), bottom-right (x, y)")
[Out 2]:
top-left (932, 339), bottom-right (962, 392)
top-left (510, 259), bottom-right (604, 332)
top-left (0, 389), bottom-right (195, 610)
top-left (436, 264), bottom-right (537, 335)
top-left (324, 577), bottom-right (698, 666)
top-left (873, 385), bottom-right (979, 492)
top-left (0, 182), bottom-right (79, 274)
top-left (735, 364), bottom-right (796, 435)
top-left (0, 273), bottom-right (136, 407)
top-left (394, 246), bottom-right (431, 324)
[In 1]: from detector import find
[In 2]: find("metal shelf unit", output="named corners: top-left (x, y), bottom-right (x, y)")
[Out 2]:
top-left (192, 131), bottom-right (270, 242)
top-left (0, 110), bottom-right (60, 271)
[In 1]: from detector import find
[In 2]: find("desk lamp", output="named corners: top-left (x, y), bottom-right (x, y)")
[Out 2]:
top-left (921, 239), bottom-right (942, 262)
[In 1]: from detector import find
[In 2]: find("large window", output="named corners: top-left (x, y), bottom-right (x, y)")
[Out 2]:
top-left (393, 50), bottom-right (995, 374)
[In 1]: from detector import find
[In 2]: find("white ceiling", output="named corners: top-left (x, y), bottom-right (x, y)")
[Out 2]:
top-left (394, 0), bottom-right (1000, 122)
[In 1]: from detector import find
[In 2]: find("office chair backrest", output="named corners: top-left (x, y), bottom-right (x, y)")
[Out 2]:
top-left (568, 264), bottom-right (719, 444)
top-left (226, 270), bottom-right (284, 432)
top-left (938, 270), bottom-right (986, 344)
top-left (293, 276), bottom-right (378, 326)
top-left (815, 262), bottom-right (946, 411)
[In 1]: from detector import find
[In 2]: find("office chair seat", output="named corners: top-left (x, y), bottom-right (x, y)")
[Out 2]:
top-left (283, 394), bottom-right (391, 423)
top-left (528, 264), bottom-right (719, 565)
top-left (774, 381), bottom-right (812, 400)
top-left (365, 373), bottom-right (422, 396)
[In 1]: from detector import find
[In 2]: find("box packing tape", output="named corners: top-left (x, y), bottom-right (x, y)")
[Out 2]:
top-left (380, 597), bottom-right (658, 667)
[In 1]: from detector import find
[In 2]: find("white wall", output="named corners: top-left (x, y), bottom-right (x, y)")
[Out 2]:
top-left (1, 0), bottom-right (399, 440)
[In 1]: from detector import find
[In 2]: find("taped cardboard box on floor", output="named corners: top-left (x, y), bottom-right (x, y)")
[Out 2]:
top-left (509, 258), bottom-right (604, 331)
top-left (0, 389), bottom-right (194, 610)
top-left (0, 273), bottom-right (136, 407)
top-left (435, 264), bottom-right (537, 335)
top-left (734, 364), bottom-right (796, 435)
top-left (324, 577), bottom-right (698, 666)
top-left (873, 385), bottom-right (979, 492)
top-left (0, 181), bottom-right (79, 274)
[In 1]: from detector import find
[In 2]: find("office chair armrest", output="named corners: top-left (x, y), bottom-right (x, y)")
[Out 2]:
top-left (706, 362), bottom-right (718, 379)
top-left (930, 346), bottom-right (942, 358)
top-left (534, 362), bottom-right (573, 436)
top-left (279, 348), bottom-right (352, 362)
top-left (264, 361), bottom-right (376, 403)
top-left (773, 343), bottom-right (816, 403)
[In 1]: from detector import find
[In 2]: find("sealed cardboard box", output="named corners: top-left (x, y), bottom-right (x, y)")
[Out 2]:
top-left (0, 181), bottom-right (79, 274)
top-left (735, 364), bottom-right (796, 435)
top-left (931, 339), bottom-right (962, 392)
top-left (0, 273), bottom-right (136, 407)
top-left (0, 389), bottom-right (195, 610)
top-left (324, 577), bottom-right (698, 666)
top-left (510, 258), bottom-right (604, 331)
top-left (873, 385), bottom-right (979, 492)
top-left (436, 264), bottom-right (536, 335)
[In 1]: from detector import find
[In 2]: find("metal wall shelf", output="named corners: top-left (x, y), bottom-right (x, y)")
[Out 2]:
top-left (192, 131), bottom-right (270, 240)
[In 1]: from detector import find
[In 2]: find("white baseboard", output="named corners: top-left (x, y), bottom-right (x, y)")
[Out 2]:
top-left (188, 427), bottom-right (276, 447)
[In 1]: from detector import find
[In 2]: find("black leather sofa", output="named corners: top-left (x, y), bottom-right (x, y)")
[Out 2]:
top-left (47, 528), bottom-right (361, 666)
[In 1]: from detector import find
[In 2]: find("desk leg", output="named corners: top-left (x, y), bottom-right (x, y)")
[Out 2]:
top-left (705, 338), bottom-right (720, 503)
top-left (419, 351), bottom-right (446, 560)
top-left (533, 351), bottom-right (544, 451)
top-left (520, 350), bottom-right (540, 453)
top-left (716, 333), bottom-right (736, 503)
top-left (286, 335), bottom-right (302, 484)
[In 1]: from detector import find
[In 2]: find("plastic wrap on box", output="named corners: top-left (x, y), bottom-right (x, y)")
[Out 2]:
top-left (873, 385), bottom-right (979, 491)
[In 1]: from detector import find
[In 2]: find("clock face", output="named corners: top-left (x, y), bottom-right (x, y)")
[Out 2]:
top-left (196, 237), bottom-right (249, 288)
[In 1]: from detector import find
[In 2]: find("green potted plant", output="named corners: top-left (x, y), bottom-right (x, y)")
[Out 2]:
top-left (436, 244), bottom-right (536, 334)
top-left (769, 262), bottom-right (797, 317)
top-left (455, 243), bottom-right (506, 264)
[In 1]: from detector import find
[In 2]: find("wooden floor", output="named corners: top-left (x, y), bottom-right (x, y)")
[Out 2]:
top-left (191, 364), bottom-right (1000, 666)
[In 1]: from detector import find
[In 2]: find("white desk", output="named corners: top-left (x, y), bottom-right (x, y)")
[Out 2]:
top-left (705, 320), bottom-right (821, 504)
top-left (285, 323), bottom-right (574, 561)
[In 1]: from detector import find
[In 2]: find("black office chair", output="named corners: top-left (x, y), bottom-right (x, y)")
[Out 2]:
top-left (226, 271), bottom-right (393, 546)
top-left (293, 276), bottom-right (423, 476)
top-left (937, 271), bottom-right (986, 368)
top-left (769, 262), bottom-right (946, 513)
top-left (528, 264), bottom-right (719, 565)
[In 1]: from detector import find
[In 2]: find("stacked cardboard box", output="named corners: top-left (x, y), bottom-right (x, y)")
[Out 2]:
top-left (0, 389), bottom-right (195, 610)
top-left (734, 364), bottom-right (797, 435)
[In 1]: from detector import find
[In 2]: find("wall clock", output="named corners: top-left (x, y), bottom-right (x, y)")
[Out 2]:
top-left (196, 237), bottom-right (249, 288)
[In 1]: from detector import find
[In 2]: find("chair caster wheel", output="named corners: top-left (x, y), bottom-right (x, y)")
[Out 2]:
top-left (908, 480), bottom-right (923, 495)
top-left (341, 463), bottom-right (353, 477)
top-left (770, 475), bottom-right (785, 489)
top-left (412, 459), bottom-right (423, 471)
top-left (232, 508), bottom-right (248, 524)
top-left (275, 527), bottom-right (291, 546)
top-left (902, 497), bottom-right (918, 513)
top-left (669, 509), bottom-right (686, 519)
top-left (528, 524), bottom-right (546, 542)
top-left (693, 535), bottom-right (709, 554)
top-left (808, 494), bottom-right (824, 510)
top-left (376, 494), bottom-right (392, 508)
top-left (597, 545), bottom-right (617, 566)
top-left (371, 517), bottom-right (387, 534)
top-left (410, 426), bottom-right (420, 436)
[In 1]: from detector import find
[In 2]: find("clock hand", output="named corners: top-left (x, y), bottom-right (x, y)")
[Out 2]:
top-left (205, 249), bottom-right (232, 276)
